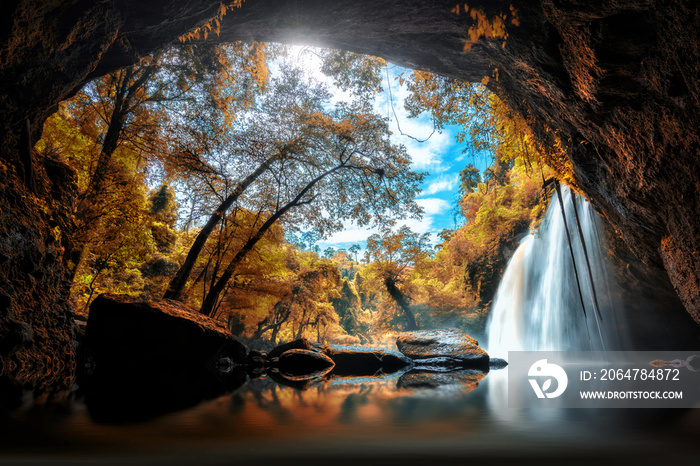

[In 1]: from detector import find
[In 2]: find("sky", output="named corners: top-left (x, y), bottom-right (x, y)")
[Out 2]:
top-left (285, 46), bottom-right (493, 255)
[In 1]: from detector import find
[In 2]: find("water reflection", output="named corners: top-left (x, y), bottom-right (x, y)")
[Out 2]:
top-left (2, 369), bottom-right (700, 464)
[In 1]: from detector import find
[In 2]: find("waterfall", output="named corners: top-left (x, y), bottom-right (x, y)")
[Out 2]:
top-left (487, 185), bottom-right (622, 357)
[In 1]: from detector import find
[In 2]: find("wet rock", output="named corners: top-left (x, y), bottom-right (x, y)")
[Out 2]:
top-left (324, 345), bottom-right (413, 377)
top-left (267, 338), bottom-right (318, 359)
top-left (276, 348), bottom-right (335, 380)
top-left (396, 328), bottom-right (489, 370)
top-left (246, 350), bottom-right (267, 368)
top-left (85, 294), bottom-right (247, 370)
top-left (245, 350), bottom-right (267, 377)
top-left (82, 294), bottom-right (250, 423)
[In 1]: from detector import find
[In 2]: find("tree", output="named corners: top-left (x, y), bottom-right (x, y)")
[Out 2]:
top-left (177, 63), bottom-right (423, 317)
top-left (35, 41), bottom-right (276, 310)
top-left (252, 260), bottom-right (341, 343)
top-left (459, 164), bottom-right (481, 196)
top-left (364, 225), bottom-right (432, 330)
top-left (40, 41), bottom-right (272, 274)
top-left (330, 277), bottom-right (370, 343)
top-left (162, 144), bottom-right (291, 301)
top-left (348, 244), bottom-right (361, 262)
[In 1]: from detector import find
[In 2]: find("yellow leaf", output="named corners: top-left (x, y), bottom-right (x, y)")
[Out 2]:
top-left (481, 76), bottom-right (490, 86)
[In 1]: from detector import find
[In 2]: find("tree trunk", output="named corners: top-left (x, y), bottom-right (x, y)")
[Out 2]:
top-left (384, 274), bottom-right (417, 331)
top-left (163, 151), bottom-right (283, 301)
top-left (199, 163), bottom-right (343, 316)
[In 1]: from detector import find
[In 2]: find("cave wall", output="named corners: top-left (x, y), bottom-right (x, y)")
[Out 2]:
top-left (1, 0), bottom-right (699, 390)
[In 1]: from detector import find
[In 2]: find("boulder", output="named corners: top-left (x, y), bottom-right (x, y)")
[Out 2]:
top-left (267, 338), bottom-right (320, 359)
top-left (276, 349), bottom-right (335, 380)
top-left (396, 328), bottom-right (489, 370)
top-left (324, 345), bottom-right (413, 377)
top-left (85, 294), bottom-right (246, 370)
top-left (82, 294), bottom-right (250, 422)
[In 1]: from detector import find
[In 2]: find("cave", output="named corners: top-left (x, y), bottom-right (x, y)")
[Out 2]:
top-left (1, 0), bottom-right (699, 392)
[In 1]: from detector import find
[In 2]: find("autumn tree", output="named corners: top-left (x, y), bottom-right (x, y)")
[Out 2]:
top-left (348, 244), bottom-right (361, 262)
top-left (36, 41), bottom-right (274, 308)
top-left (330, 277), bottom-right (371, 343)
top-left (252, 259), bottom-right (341, 343)
top-left (177, 63), bottom-right (423, 317)
top-left (363, 225), bottom-right (432, 330)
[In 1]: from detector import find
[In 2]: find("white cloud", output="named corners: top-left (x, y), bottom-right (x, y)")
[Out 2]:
top-left (395, 217), bottom-right (433, 235)
top-left (423, 173), bottom-right (459, 195)
top-left (415, 198), bottom-right (450, 215)
top-left (322, 227), bottom-right (377, 245)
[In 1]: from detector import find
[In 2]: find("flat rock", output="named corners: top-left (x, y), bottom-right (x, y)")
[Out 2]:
top-left (396, 328), bottom-right (488, 370)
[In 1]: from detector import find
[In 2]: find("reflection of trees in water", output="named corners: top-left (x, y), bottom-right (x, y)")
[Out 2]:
top-left (228, 377), bottom-right (294, 424)
top-left (338, 383), bottom-right (373, 424)
top-left (223, 373), bottom-right (492, 431)
top-left (386, 373), bottom-right (490, 425)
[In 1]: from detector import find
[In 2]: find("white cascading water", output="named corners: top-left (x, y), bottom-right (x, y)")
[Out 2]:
top-left (487, 185), bottom-right (622, 357)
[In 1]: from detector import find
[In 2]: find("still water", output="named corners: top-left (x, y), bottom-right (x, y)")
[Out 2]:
top-left (3, 185), bottom-right (699, 465)
top-left (2, 370), bottom-right (700, 465)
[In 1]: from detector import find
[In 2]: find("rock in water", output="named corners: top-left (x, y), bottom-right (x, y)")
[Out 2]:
top-left (83, 294), bottom-right (248, 423)
top-left (324, 345), bottom-right (413, 377)
top-left (267, 338), bottom-right (317, 359)
top-left (396, 328), bottom-right (489, 370)
top-left (85, 294), bottom-right (246, 369)
top-left (276, 349), bottom-right (335, 380)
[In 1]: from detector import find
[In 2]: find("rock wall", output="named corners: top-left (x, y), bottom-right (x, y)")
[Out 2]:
top-left (1, 0), bottom-right (699, 390)
top-left (0, 155), bottom-right (77, 396)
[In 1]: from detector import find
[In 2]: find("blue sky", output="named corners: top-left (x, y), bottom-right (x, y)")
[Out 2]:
top-left (287, 47), bottom-right (493, 254)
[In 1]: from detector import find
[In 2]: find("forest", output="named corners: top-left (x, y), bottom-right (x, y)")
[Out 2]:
top-left (34, 38), bottom-right (572, 348)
